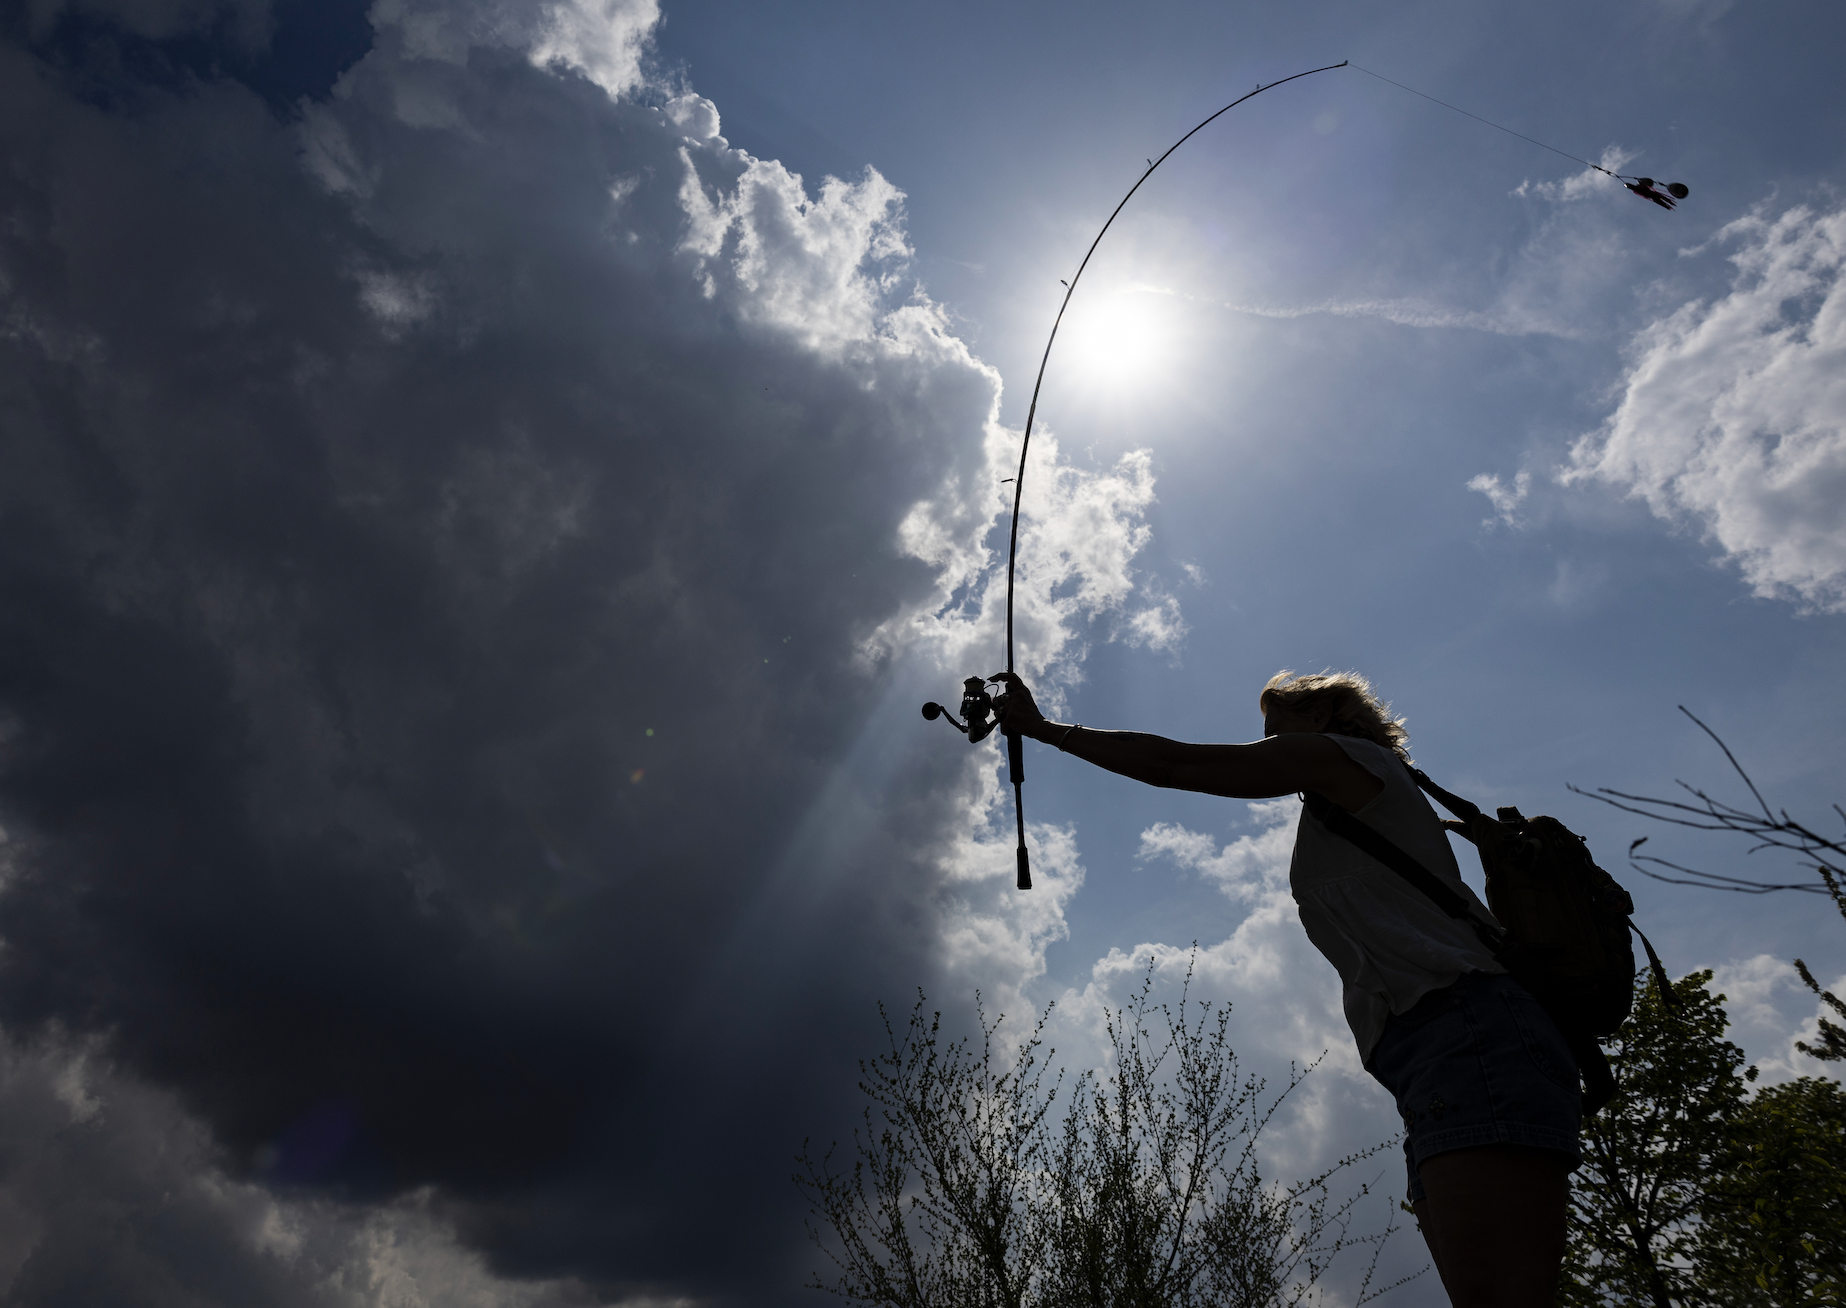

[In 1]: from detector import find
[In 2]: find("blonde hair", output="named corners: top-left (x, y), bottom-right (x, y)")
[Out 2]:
top-left (1259, 669), bottom-right (1411, 762)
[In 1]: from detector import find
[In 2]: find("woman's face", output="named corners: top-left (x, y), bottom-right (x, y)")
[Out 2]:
top-left (1263, 700), bottom-right (1331, 738)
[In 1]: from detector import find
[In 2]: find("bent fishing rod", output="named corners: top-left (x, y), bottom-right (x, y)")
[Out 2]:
top-left (922, 62), bottom-right (1690, 889)
top-left (921, 60), bottom-right (1350, 889)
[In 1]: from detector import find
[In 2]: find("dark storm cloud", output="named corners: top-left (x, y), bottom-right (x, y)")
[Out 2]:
top-left (0, 5), bottom-right (1025, 1300)
top-left (18, 0), bottom-right (273, 47)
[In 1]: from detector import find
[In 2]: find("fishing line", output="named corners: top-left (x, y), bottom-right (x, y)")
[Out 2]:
top-left (1351, 63), bottom-right (1637, 183)
top-left (929, 59), bottom-right (1685, 890)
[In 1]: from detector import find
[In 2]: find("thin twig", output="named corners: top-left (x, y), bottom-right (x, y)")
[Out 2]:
top-left (1627, 851), bottom-right (1829, 895)
top-left (1678, 705), bottom-right (1775, 823)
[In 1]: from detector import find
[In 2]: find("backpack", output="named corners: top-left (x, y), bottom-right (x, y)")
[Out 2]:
top-left (1305, 767), bottom-right (1674, 1115)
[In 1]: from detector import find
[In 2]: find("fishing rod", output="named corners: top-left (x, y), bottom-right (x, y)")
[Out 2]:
top-left (922, 60), bottom-right (1351, 890)
top-left (922, 63), bottom-right (1689, 889)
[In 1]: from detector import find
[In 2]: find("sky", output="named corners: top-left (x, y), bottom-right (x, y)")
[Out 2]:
top-left (0, 0), bottom-right (1842, 1303)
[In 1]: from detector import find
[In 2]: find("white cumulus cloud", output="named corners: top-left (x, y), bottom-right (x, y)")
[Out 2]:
top-left (1565, 202), bottom-right (1846, 612)
top-left (1705, 952), bottom-right (1846, 1086)
top-left (1139, 797), bottom-right (1299, 905)
top-left (372, 0), bottom-right (659, 97)
top-left (679, 147), bottom-right (913, 354)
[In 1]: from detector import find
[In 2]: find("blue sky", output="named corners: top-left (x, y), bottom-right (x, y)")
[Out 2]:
top-left (0, 0), bottom-right (1841, 1303)
top-left (683, 0), bottom-right (1846, 978)
top-left (650, 0), bottom-right (1846, 1050)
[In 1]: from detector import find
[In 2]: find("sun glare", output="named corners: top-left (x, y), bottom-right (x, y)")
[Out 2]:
top-left (1056, 285), bottom-right (1181, 396)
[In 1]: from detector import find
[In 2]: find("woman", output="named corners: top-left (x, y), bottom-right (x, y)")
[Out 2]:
top-left (992, 668), bottom-right (1579, 1308)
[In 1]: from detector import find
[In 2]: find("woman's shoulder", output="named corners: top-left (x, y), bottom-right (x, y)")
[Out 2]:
top-left (1320, 733), bottom-right (1406, 778)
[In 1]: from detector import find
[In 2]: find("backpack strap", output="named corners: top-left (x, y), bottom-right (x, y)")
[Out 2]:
top-left (1630, 921), bottom-right (1681, 1014)
top-left (1405, 766), bottom-right (1483, 824)
top-left (1563, 1029), bottom-right (1619, 1115)
top-left (1300, 791), bottom-right (1506, 956)
top-left (1412, 767), bottom-right (1682, 1017)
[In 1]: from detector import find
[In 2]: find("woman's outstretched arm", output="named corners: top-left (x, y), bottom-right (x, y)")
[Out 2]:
top-left (991, 672), bottom-right (1383, 813)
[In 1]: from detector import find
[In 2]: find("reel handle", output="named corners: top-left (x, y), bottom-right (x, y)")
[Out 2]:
top-left (921, 701), bottom-right (968, 733)
top-left (1007, 729), bottom-right (1030, 889)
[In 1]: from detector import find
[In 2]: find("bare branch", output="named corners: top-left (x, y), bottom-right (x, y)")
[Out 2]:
top-left (1625, 847), bottom-right (1831, 896)
top-left (1677, 705), bottom-right (1774, 823)
top-left (1579, 715), bottom-right (1846, 1071)
top-left (1569, 763), bottom-right (1845, 897)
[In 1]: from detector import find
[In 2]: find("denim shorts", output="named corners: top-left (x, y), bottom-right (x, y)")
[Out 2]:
top-left (1367, 971), bottom-right (1583, 1204)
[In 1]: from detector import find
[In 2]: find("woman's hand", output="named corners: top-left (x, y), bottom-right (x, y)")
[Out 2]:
top-left (988, 671), bottom-right (1048, 740)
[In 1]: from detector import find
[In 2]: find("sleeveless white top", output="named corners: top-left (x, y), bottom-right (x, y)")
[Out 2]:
top-left (1288, 735), bottom-right (1505, 1064)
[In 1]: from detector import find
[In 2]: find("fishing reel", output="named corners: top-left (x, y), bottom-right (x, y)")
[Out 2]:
top-left (921, 676), bottom-right (1006, 744)
top-left (922, 676), bottom-right (1031, 890)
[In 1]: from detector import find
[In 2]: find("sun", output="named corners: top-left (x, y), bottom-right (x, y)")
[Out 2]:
top-left (1055, 284), bottom-right (1182, 396)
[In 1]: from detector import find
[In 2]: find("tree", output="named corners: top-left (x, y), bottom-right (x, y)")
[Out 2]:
top-left (1697, 1075), bottom-right (1846, 1306)
top-left (1561, 968), bottom-right (1846, 1308)
top-left (1559, 969), bottom-right (1756, 1308)
top-left (796, 963), bottom-right (1415, 1307)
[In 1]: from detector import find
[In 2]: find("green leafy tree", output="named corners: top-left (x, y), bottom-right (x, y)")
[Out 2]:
top-left (1697, 1075), bottom-right (1846, 1306)
top-left (1559, 970), bottom-right (1755, 1308)
top-left (797, 963), bottom-right (1415, 1307)
top-left (1562, 969), bottom-right (1846, 1307)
